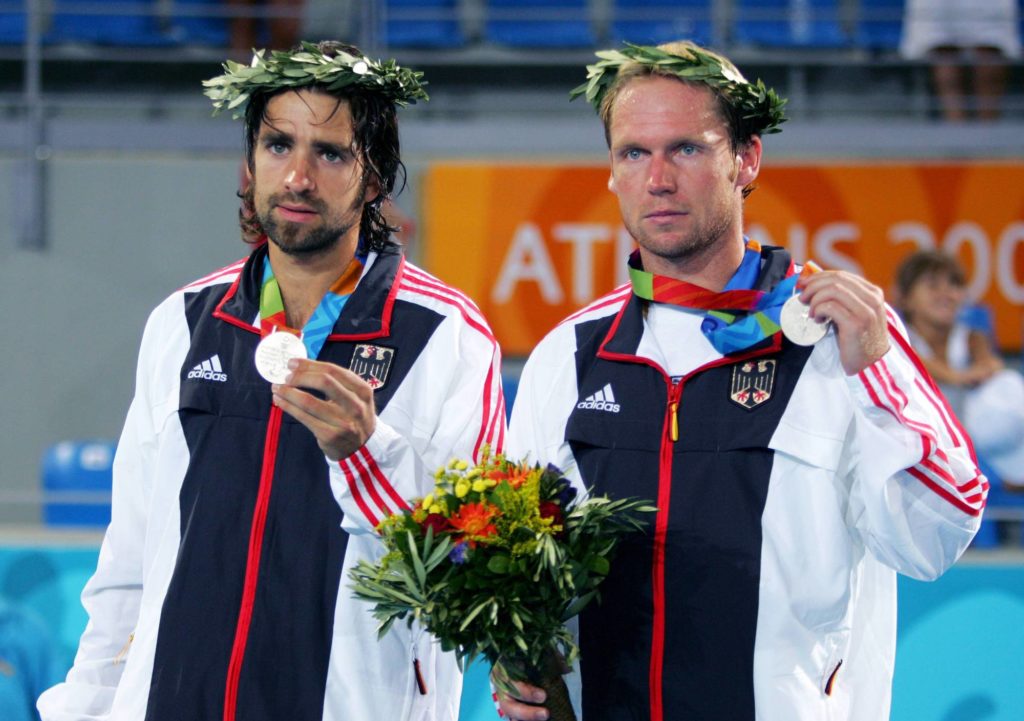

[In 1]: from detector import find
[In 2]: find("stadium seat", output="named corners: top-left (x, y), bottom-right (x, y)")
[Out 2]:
top-left (0, 8), bottom-right (25, 45)
top-left (610, 0), bottom-right (713, 47)
top-left (167, 0), bottom-right (229, 46)
top-left (47, 0), bottom-right (172, 46)
top-left (855, 0), bottom-right (904, 50)
top-left (485, 0), bottom-right (594, 48)
top-left (733, 0), bottom-right (848, 48)
top-left (502, 373), bottom-right (519, 421)
top-left (384, 0), bottom-right (464, 48)
top-left (41, 440), bottom-right (115, 528)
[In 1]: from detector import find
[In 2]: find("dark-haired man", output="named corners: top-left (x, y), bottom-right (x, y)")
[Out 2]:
top-left (39, 42), bottom-right (505, 721)
top-left (500, 41), bottom-right (984, 721)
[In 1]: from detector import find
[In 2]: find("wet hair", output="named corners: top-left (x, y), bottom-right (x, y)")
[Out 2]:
top-left (239, 40), bottom-right (405, 253)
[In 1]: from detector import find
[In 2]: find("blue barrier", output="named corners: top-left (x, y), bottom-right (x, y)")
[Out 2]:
top-left (2, 545), bottom-right (1021, 718)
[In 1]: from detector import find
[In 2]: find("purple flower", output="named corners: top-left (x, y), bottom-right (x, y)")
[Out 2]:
top-left (448, 542), bottom-right (469, 565)
top-left (555, 481), bottom-right (577, 509)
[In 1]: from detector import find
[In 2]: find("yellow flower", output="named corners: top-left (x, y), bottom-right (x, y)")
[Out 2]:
top-left (422, 494), bottom-right (434, 509)
top-left (429, 504), bottom-right (442, 514)
top-left (472, 478), bottom-right (497, 493)
top-left (455, 480), bottom-right (470, 498)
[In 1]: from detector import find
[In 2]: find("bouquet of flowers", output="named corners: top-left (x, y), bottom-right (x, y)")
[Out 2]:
top-left (349, 452), bottom-right (653, 721)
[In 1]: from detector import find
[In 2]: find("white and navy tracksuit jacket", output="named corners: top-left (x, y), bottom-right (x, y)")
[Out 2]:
top-left (38, 244), bottom-right (505, 721)
top-left (508, 245), bottom-right (985, 721)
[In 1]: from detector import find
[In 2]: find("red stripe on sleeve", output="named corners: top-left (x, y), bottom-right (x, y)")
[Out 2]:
top-left (357, 447), bottom-right (410, 513)
top-left (349, 451), bottom-right (398, 520)
top-left (907, 467), bottom-right (984, 516)
top-left (857, 334), bottom-right (985, 514)
top-left (399, 276), bottom-right (501, 461)
top-left (339, 458), bottom-right (380, 528)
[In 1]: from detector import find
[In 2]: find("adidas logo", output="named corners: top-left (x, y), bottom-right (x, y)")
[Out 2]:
top-left (577, 383), bottom-right (620, 413)
top-left (187, 354), bottom-right (228, 382)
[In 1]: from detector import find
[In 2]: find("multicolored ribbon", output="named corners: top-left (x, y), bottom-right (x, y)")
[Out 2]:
top-left (259, 255), bottom-right (364, 359)
top-left (628, 240), bottom-right (798, 355)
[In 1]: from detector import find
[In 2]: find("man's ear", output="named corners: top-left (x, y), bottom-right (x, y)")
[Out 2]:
top-left (364, 173), bottom-right (382, 205)
top-left (607, 149), bottom-right (618, 194)
top-left (735, 135), bottom-right (763, 189)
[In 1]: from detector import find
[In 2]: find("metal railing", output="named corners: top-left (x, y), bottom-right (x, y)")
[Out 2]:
top-left (2, 0), bottom-right (1021, 249)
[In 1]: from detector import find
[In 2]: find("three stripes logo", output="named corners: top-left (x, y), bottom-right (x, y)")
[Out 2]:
top-left (187, 354), bottom-right (228, 383)
top-left (577, 383), bottom-right (620, 413)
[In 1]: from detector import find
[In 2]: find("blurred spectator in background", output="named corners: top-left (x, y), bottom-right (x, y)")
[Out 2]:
top-left (0, 597), bottom-right (60, 721)
top-left (230, 0), bottom-right (303, 55)
top-left (894, 249), bottom-right (1024, 488)
top-left (893, 249), bottom-right (1003, 414)
top-left (901, 0), bottom-right (1021, 121)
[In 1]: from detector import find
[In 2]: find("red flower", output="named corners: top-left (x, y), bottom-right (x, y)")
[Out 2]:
top-left (421, 513), bottom-right (451, 535)
top-left (486, 465), bottom-right (532, 489)
top-left (449, 501), bottom-right (499, 542)
top-left (539, 501), bottom-right (563, 526)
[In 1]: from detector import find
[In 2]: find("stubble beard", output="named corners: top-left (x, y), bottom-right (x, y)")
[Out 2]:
top-left (634, 203), bottom-right (735, 267)
top-left (255, 177), bottom-right (368, 258)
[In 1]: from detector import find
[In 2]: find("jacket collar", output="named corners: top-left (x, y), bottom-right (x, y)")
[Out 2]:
top-left (213, 242), bottom-right (405, 341)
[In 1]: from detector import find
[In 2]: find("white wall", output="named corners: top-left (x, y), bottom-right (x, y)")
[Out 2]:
top-left (0, 155), bottom-right (242, 522)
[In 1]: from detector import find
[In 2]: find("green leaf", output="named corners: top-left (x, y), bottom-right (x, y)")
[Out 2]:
top-left (486, 554), bottom-right (510, 574)
top-left (406, 530), bottom-right (427, 589)
top-left (458, 599), bottom-right (491, 632)
top-left (561, 590), bottom-right (598, 621)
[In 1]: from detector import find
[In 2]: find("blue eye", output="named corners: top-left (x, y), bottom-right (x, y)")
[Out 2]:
top-left (624, 149), bottom-right (642, 160)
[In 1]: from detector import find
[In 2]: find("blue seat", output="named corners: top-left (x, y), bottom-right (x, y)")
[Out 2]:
top-left (47, 0), bottom-right (172, 46)
top-left (41, 440), bottom-right (115, 528)
top-left (485, 0), bottom-right (594, 48)
top-left (502, 373), bottom-right (519, 421)
top-left (0, 9), bottom-right (25, 45)
top-left (855, 0), bottom-right (903, 50)
top-left (610, 0), bottom-right (713, 47)
top-left (733, 0), bottom-right (848, 48)
top-left (385, 0), bottom-right (464, 48)
top-left (167, 0), bottom-right (229, 46)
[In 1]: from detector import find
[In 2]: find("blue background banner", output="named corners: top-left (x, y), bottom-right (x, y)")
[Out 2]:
top-left (2, 547), bottom-right (1020, 721)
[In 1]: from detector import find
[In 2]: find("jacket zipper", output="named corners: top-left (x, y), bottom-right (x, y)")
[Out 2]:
top-left (824, 659), bottom-right (843, 696)
top-left (649, 378), bottom-right (684, 721)
top-left (223, 405), bottom-right (283, 721)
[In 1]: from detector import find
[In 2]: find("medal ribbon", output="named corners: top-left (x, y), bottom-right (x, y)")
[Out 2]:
top-left (259, 255), bottom-right (364, 359)
top-left (628, 240), bottom-right (800, 355)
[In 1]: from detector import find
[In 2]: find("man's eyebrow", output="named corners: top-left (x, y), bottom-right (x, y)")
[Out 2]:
top-left (260, 128), bottom-right (292, 144)
top-left (313, 140), bottom-right (354, 156)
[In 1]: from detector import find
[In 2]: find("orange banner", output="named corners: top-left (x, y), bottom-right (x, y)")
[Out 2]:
top-left (424, 162), bottom-right (1024, 356)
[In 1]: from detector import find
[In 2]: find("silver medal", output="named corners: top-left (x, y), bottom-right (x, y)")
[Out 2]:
top-left (254, 331), bottom-right (307, 384)
top-left (780, 294), bottom-right (829, 346)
